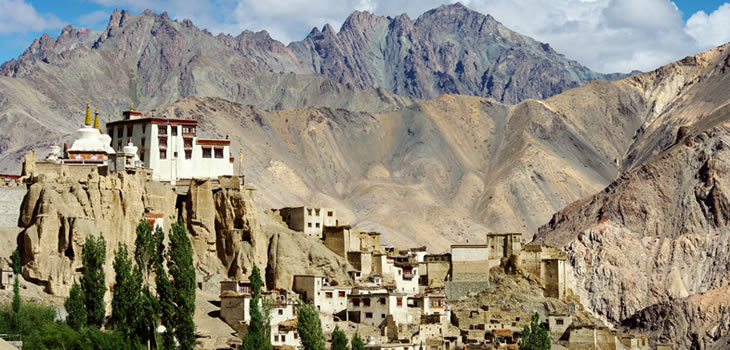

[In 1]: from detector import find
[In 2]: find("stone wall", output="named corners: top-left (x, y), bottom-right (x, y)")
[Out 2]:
top-left (445, 280), bottom-right (489, 300)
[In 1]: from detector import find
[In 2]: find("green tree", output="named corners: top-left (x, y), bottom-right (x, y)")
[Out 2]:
top-left (11, 249), bottom-right (20, 332)
top-left (81, 234), bottom-right (107, 328)
top-left (331, 326), bottom-right (349, 350)
top-left (134, 218), bottom-right (155, 282)
top-left (518, 313), bottom-right (551, 350)
top-left (242, 265), bottom-right (272, 350)
top-left (65, 283), bottom-right (87, 330)
top-left (351, 333), bottom-right (364, 350)
top-left (111, 242), bottom-right (143, 345)
top-left (167, 218), bottom-right (196, 350)
top-left (297, 302), bottom-right (325, 350)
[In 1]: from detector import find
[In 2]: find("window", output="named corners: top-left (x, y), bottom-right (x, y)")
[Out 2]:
top-left (183, 126), bottom-right (195, 135)
top-left (363, 298), bottom-right (370, 307)
top-left (381, 314), bottom-right (385, 319)
top-left (278, 309), bottom-right (283, 315)
top-left (141, 137), bottom-right (145, 146)
top-left (158, 136), bottom-right (167, 146)
top-left (396, 297), bottom-right (403, 307)
top-left (202, 147), bottom-right (212, 158)
top-left (307, 209), bottom-right (312, 216)
top-left (126, 125), bottom-right (133, 136)
top-left (352, 299), bottom-right (360, 307)
top-left (326, 292), bottom-right (333, 299)
top-left (365, 312), bottom-right (373, 318)
top-left (316, 223), bottom-right (320, 228)
top-left (338, 291), bottom-right (346, 298)
top-left (328, 211), bottom-right (333, 217)
top-left (185, 150), bottom-right (192, 159)
top-left (117, 140), bottom-right (122, 150)
top-left (274, 335), bottom-right (279, 342)
top-left (379, 298), bottom-right (386, 305)
top-left (160, 150), bottom-right (167, 160)
top-left (142, 124), bottom-right (146, 133)
top-left (171, 125), bottom-right (178, 136)
top-left (315, 209), bottom-right (320, 216)
top-left (117, 127), bottom-right (123, 138)
top-left (184, 138), bottom-right (193, 148)
top-left (556, 319), bottom-right (564, 325)
top-left (294, 333), bottom-right (298, 339)
top-left (140, 150), bottom-right (145, 161)
top-left (281, 335), bottom-right (286, 342)
top-left (215, 148), bottom-right (224, 158)
top-left (158, 125), bottom-right (167, 135)
top-left (308, 223), bottom-right (312, 228)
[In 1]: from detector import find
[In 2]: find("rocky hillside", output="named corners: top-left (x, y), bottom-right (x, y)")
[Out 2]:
top-left (620, 285), bottom-right (730, 349)
top-left (533, 119), bottom-right (730, 347)
top-left (17, 156), bottom-right (352, 296)
top-left (291, 3), bottom-right (621, 103)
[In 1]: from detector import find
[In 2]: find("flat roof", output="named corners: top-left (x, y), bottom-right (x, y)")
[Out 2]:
top-left (196, 139), bottom-right (231, 146)
top-left (451, 245), bottom-right (489, 248)
top-left (107, 117), bottom-right (198, 126)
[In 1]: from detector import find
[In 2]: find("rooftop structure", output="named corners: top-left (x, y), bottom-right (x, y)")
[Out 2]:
top-left (107, 105), bottom-right (234, 182)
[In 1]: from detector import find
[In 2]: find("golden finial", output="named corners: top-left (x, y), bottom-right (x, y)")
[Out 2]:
top-left (84, 99), bottom-right (92, 126)
top-left (93, 106), bottom-right (100, 130)
top-left (130, 103), bottom-right (134, 112)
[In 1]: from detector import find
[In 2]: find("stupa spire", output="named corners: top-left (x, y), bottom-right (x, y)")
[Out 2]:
top-left (93, 106), bottom-right (101, 131)
top-left (84, 99), bottom-right (92, 126)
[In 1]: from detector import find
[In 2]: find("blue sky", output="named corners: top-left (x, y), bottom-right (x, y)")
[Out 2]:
top-left (1, 0), bottom-right (729, 73)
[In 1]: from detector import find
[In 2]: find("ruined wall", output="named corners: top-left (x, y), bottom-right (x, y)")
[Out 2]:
top-left (451, 246), bottom-right (490, 281)
top-left (323, 227), bottom-right (349, 258)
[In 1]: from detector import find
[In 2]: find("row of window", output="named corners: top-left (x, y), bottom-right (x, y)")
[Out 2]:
top-left (324, 291), bottom-right (347, 298)
top-left (273, 333), bottom-right (298, 342)
top-left (352, 297), bottom-right (403, 307)
top-left (158, 148), bottom-right (224, 160)
top-left (112, 124), bottom-right (196, 139)
top-left (307, 222), bottom-right (321, 228)
top-left (306, 208), bottom-right (334, 217)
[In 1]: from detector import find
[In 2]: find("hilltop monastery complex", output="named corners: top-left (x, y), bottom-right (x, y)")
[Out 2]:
top-left (6, 102), bottom-right (656, 350)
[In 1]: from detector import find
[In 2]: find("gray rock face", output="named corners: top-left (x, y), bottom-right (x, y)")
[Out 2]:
top-left (290, 3), bottom-right (621, 103)
top-left (534, 124), bottom-right (730, 347)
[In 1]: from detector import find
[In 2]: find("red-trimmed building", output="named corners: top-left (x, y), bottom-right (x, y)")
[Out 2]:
top-left (107, 107), bottom-right (234, 182)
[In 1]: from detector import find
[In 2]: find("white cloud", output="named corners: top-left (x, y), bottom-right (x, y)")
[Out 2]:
top-left (0, 0), bottom-right (64, 34)
top-left (685, 3), bottom-right (730, 47)
top-left (75, 10), bottom-right (110, 29)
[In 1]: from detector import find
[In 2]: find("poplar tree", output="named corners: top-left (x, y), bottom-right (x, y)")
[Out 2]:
top-left (111, 243), bottom-right (142, 344)
top-left (351, 333), bottom-right (364, 350)
top-left (242, 265), bottom-right (272, 350)
top-left (331, 326), bottom-right (349, 350)
top-left (81, 234), bottom-right (106, 328)
top-left (297, 302), bottom-right (325, 350)
top-left (134, 218), bottom-right (155, 282)
top-left (518, 313), bottom-right (551, 350)
top-left (65, 282), bottom-right (87, 330)
top-left (11, 249), bottom-right (20, 332)
top-left (167, 218), bottom-right (196, 350)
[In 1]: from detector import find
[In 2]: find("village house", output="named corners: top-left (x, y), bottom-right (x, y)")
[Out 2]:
top-left (219, 281), bottom-right (252, 333)
top-left (292, 275), bottom-right (351, 316)
top-left (347, 290), bottom-right (409, 327)
top-left (520, 245), bottom-right (568, 299)
top-left (0, 261), bottom-right (14, 290)
top-left (420, 253), bottom-right (450, 288)
top-left (277, 206), bottom-right (337, 237)
top-left (271, 319), bottom-right (300, 349)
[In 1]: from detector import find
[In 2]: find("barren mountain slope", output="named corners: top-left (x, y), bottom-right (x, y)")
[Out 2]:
top-left (533, 117), bottom-right (730, 347)
top-left (620, 285), bottom-right (730, 349)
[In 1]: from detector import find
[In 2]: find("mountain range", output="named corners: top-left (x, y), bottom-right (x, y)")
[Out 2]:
top-left (2, 3), bottom-right (730, 347)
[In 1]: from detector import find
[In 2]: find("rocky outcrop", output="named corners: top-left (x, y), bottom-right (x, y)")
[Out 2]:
top-left (620, 286), bottom-right (730, 350)
top-left (290, 3), bottom-right (620, 103)
top-left (16, 164), bottom-right (352, 297)
top-left (533, 125), bottom-right (730, 347)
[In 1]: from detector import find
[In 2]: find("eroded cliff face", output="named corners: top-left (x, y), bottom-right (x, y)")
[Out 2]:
top-left (16, 165), bottom-right (352, 297)
top-left (534, 124), bottom-right (730, 346)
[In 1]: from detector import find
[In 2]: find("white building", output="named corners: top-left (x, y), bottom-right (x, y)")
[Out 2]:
top-left (278, 206), bottom-right (337, 237)
top-left (393, 262), bottom-right (419, 294)
top-left (347, 291), bottom-right (408, 327)
top-left (292, 275), bottom-right (351, 316)
top-left (107, 107), bottom-right (234, 182)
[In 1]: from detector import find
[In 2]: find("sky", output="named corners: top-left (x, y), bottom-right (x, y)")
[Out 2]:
top-left (0, 0), bottom-right (729, 73)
